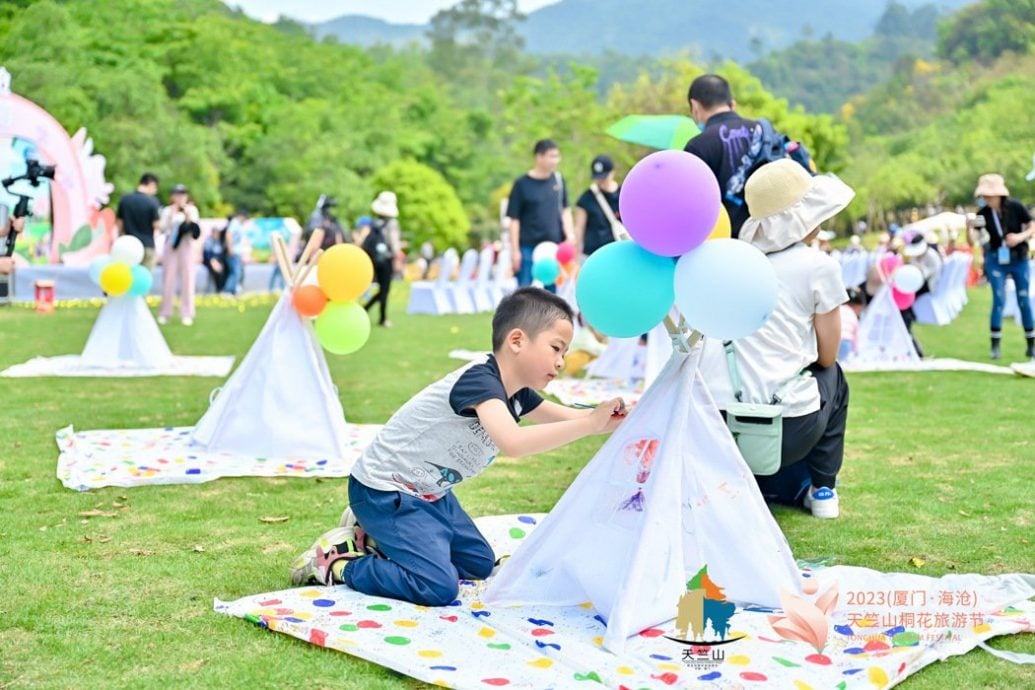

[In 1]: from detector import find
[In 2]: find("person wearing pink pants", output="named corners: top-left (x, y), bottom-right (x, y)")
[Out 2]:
top-left (158, 184), bottom-right (200, 326)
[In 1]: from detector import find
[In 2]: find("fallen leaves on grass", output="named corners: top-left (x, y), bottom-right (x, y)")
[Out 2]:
top-left (909, 557), bottom-right (926, 568)
top-left (129, 548), bottom-right (154, 556)
top-left (259, 516), bottom-right (289, 524)
top-left (192, 545), bottom-right (205, 553)
top-left (78, 509), bottom-right (119, 518)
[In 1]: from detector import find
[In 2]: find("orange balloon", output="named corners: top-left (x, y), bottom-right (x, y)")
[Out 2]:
top-left (292, 284), bottom-right (328, 317)
top-left (707, 206), bottom-right (731, 241)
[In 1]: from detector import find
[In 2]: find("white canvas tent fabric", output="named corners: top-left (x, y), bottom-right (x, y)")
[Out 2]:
top-left (81, 296), bottom-right (172, 367)
top-left (0, 296), bottom-right (234, 378)
top-left (484, 347), bottom-right (802, 653)
top-left (843, 285), bottom-right (920, 368)
top-left (192, 295), bottom-right (350, 460)
top-left (843, 285), bottom-right (1011, 374)
top-left (585, 336), bottom-right (645, 381)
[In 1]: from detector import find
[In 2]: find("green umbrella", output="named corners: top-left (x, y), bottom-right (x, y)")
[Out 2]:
top-left (606, 114), bottom-right (700, 151)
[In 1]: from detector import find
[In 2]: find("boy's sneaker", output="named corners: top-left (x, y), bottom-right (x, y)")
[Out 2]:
top-left (339, 506), bottom-right (385, 559)
top-left (289, 526), bottom-right (365, 586)
top-left (803, 486), bottom-right (840, 519)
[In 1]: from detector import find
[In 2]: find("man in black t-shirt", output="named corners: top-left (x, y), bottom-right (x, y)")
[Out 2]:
top-left (506, 139), bottom-right (574, 288)
top-left (683, 74), bottom-right (760, 238)
top-left (115, 172), bottom-right (161, 269)
top-left (574, 154), bottom-right (621, 257)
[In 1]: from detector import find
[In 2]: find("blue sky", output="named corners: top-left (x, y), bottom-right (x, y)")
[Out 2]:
top-left (225, 1), bottom-right (558, 24)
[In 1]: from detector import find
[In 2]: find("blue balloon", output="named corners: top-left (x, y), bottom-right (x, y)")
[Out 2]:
top-left (673, 239), bottom-right (777, 340)
top-left (576, 241), bottom-right (675, 337)
top-left (88, 256), bottom-right (112, 286)
top-left (532, 257), bottom-right (561, 285)
top-left (128, 264), bottom-right (154, 297)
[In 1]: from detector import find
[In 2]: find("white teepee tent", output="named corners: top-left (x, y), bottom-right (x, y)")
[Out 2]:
top-left (484, 345), bottom-right (802, 653)
top-left (847, 285), bottom-right (920, 366)
top-left (586, 336), bottom-right (645, 380)
top-left (192, 231), bottom-right (351, 460)
top-left (80, 296), bottom-right (173, 368)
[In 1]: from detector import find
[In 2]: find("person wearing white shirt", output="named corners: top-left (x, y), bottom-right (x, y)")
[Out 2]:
top-left (697, 160), bottom-right (852, 518)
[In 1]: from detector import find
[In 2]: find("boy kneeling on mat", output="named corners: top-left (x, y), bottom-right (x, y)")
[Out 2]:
top-left (290, 287), bottom-right (627, 605)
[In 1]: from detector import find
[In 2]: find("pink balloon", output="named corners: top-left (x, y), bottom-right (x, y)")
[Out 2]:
top-left (556, 241), bottom-right (576, 264)
top-left (891, 285), bottom-right (915, 310)
top-left (619, 150), bottom-right (721, 257)
top-left (879, 253), bottom-right (902, 276)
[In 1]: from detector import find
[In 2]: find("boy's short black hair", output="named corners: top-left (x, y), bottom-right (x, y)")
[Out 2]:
top-left (139, 172), bottom-right (159, 186)
top-left (533, 139), bottom-right (558, 156)
top-left (492, 287), bottom-right (574, 352)
top-left (687, 74), bottom-right (733, 109)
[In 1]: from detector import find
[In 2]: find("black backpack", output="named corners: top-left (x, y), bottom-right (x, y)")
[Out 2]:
top-left (724, 118), bottom-right (816, 207)
top-left (362, 221), bottom-right (394, 265)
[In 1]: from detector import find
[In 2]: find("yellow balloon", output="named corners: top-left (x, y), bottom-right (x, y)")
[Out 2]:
top-left (99, 262), bottom-right (133, 296)
top-left (707, 205), bottom-right (731, 240)
top-left (317, 244), bottom-right (374, 302)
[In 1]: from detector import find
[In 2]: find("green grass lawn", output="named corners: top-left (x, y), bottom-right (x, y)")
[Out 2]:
top-left (0, 285), bottom-right (1032, 689)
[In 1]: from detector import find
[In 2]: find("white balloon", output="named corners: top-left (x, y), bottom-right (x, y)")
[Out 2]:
top-left (88, 256), bottom-right (112, 285)
top-left (673, 239), bottom-right (778, 340)
top-left (111, 235), bottom-right (145, 266)
top-left (892, 264), bottom-right (924, 294)
top-left (532, 241), bottom-right (559, 264)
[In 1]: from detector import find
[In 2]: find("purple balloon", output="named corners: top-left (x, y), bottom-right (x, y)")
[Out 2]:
top-left (619, 150), bottom-right (721, 257)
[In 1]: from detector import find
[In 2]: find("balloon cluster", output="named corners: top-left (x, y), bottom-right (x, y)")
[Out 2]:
top-left (576, 150), bottom-right (775, 340)
top-left (88, 236), bottom-right (153, 297)
top-left (890, 264), bottom-right (925, 310)
top-left (290, 244), bottom-right (374, 355)
top-left (530, 241), bottom-right (578, 286)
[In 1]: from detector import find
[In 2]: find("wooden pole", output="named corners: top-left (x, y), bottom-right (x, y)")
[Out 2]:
top-left (293, 248), bottom-right (323, 288)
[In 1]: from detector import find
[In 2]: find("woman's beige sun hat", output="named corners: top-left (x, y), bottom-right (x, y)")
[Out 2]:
top-left (738, 159), bottom-right (855, 253)
top-left (974, 173), bottom-right (1009, 197)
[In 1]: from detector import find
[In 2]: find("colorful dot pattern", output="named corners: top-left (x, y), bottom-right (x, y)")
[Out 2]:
top-left (215, 514), bottom-right (1035, 689)
top-left (544, 378), bottom-right (643, 409)
top-left (55, 423), bottom-right (383, 491)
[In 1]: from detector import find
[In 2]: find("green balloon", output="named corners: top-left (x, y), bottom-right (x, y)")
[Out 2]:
top-left (314, 301), bottom-right (371, 355)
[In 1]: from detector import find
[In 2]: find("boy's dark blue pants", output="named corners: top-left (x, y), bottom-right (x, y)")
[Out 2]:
top-left (342, 477), bottom-right (495, 607)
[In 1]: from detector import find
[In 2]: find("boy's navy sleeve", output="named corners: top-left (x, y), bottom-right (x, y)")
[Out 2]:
top-left (449, 365), bottom-right (509, 418)
top-left (515, 387), bottom-right (544, 417)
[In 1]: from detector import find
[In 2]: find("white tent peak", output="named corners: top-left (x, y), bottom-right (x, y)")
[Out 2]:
top-left (484, 346), bottom-right (801, 653)
top-left (191, 294), bottom-right (349, 460)
top-left (80, 296), bottom-right (172, 368)
top-left (847, 285), bottom-right (920, 366)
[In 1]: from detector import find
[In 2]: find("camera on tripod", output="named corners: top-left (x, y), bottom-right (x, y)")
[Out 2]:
top-left (2, 158), bottom-right (57, 257)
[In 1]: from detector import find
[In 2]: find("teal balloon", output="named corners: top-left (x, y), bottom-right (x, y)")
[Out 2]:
top-left (314, 301), bottom-right (371, 355)
top-left (88, 256), bottom-right (112, 285)
top-left (532, 257), bottom-right (561, 285)
top-left (128, 265), bottom-right (153, 296)
top-left (673, 239), bottom-right (777, 340)
top-left (576, 241), bottom-right (675, 337)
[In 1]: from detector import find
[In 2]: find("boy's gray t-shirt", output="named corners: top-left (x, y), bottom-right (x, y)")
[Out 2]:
top-left (350, 355), bottom-right (543, 501)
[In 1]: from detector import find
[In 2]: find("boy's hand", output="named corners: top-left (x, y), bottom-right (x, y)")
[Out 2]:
top-left (589, 397), bottom-right (627, 433)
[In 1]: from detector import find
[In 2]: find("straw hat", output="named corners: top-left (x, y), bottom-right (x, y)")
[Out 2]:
top-left (739, 160), bottom-right (855, 253)
top-left (974, 173), bottom-right (1009, 197)
top-left (371, 191), bottom-right (399, 218)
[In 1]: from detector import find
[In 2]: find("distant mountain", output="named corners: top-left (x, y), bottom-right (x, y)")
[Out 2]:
top-left (312, 14), bottom-right (425, 47)
top-left (315, 0), bottom-right (972, 61)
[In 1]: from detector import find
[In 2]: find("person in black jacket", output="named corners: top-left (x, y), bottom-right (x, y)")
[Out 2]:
top-left (362, 192), bottom-right (402, 328)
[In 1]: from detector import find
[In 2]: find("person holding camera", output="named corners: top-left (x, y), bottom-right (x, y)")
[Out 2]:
top-left (158, 184), bottom-right (200, 326)
top-left (974, 174), bottom-right (1035, 360)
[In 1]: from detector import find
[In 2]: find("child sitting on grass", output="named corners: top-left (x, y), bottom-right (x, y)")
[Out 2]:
top-left (290, 287), bottom-right (627, 606)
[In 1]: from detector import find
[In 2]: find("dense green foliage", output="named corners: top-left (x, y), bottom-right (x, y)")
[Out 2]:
top-left (370, 160), bottom-right (470, 251)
